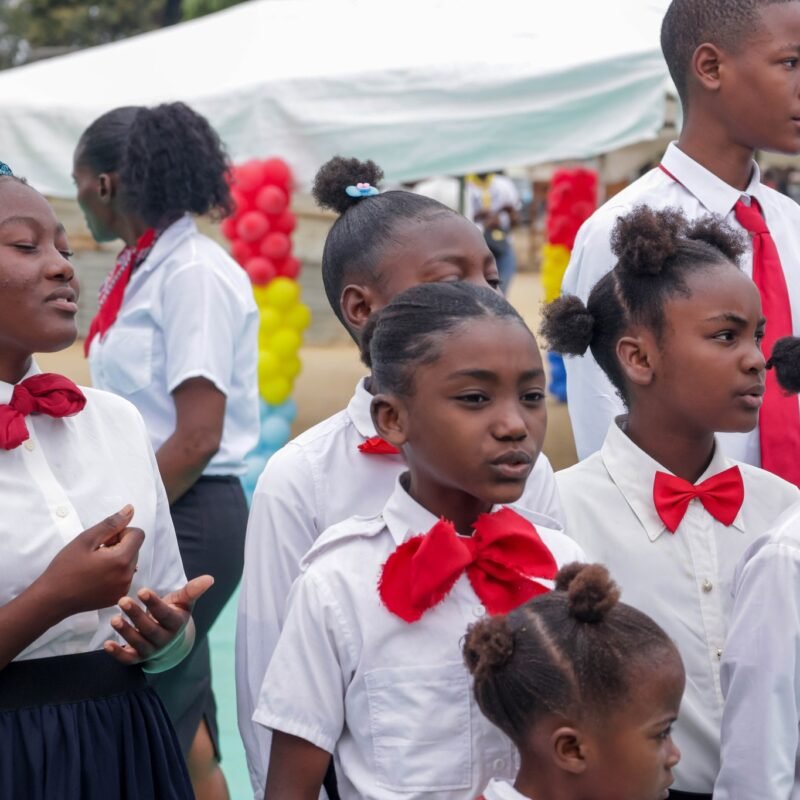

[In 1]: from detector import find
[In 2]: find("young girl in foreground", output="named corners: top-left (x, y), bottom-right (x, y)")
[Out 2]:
top-left (465, 563), bottom-right (685, 800)
top-left (544, 207), bottom-right (799, 799)
top-left (258, 281), bottom-right (585, 799)
top-left (0, 170), bottom-right (212, 797)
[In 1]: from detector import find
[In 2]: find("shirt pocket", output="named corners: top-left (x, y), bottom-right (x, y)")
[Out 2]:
top-left (102, 328), bottom-right (154, 395)
top-left (364, 662), bottom-right (471, 792)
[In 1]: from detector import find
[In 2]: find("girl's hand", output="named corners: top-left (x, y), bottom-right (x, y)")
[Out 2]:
top-left (38, 505), bottom-right (144, 618)
top-left (103, 575), bottom-right (214, 665)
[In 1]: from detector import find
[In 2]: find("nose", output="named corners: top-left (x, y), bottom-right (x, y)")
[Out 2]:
top-left (743, 336), bottom-right (767, 374)
top-left (492, 399), bottom-right (528, 441)
top-left (45, 249), bottom-right (76, 284)
top-left (666, 740), bottom-right (681, 769)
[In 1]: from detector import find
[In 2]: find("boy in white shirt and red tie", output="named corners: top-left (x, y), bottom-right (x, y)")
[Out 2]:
top-left (562, 0), bottom-right (800, 484)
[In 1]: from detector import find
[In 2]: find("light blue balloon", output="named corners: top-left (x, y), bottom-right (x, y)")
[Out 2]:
top-left (272, 398), bottom-right (298, 424)
top-left (260, 415), bottom-right (292, 450)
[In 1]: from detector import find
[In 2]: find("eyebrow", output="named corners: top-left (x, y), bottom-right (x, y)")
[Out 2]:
top-left (704, 313), bottom-right (765, 326)
top-left (446, 368), bottom-right (546, 381)
top-left (425, 253), bottom-right (495, 268)
top-left (0, 215), bottom-right (66, 235)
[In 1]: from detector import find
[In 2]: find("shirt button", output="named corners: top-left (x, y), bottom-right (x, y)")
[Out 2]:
top-left (493, 758), bottom-right (505, 771)
top-left (716, 649), bottom-right (723, 660)
top-left (55, 506), bottom-right (69, 518)
top-left (23, 440), bottom-right (35, 451)
top-left (702, 580), bottom-right (713, 593)
top-left (474, 604), bottom-right (486, 617)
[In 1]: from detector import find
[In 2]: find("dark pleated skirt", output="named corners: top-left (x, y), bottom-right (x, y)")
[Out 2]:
top-left (0, 650), bottom-right (194, 800)
top-left (149, 475), bottom-right (248, 759)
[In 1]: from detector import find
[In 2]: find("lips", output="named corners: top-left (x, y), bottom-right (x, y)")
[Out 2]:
top-left (490, 450), bottom-right (534, 480)
top-left (737, 383), bottom-right (765, 410)
top-left (44, 287), bottom-right (78, 313)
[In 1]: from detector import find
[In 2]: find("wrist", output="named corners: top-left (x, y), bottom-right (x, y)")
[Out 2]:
top-left (25, 577), bottom-right (69, 629)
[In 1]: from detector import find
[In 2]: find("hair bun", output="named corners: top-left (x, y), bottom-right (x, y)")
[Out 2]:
top-left (685, 216), bottom-right (747, 263)
top-left (539, 295), bottom-right (595, 356)
top-left (767, 336), bottom-right (800, 394)
top-left (556, 563), bottom-right (620, 624)
top-left (463, 615), bottom-right (514, 683)
top-left (312, 156), bottom-right (384, 215)
top-left (611, 206), bottom-right (687, 277)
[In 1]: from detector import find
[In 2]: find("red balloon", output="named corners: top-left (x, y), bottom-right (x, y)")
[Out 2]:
top-left (234, 160), bottom-right (267, 193)
top-left (230, 186), bottom-right (253, 214)
top-left (262, 158), bottom-right (293, 190)
top-left (270, 210), bottom-right (297, 234)
top-left (231, 239), bottom-right (257, 266)
top-left (277, 256), bottom-right (301, 279)
top-left (237, 210), bottom-right (270, 242)
top-left (260, 231), bottom-right (291, 261)
top-left (245, 256), bottom-right (278, 285)
top-left (255, 185), bottom-right (288, 216)
top-left (220, 216), bottom-right (239, 241)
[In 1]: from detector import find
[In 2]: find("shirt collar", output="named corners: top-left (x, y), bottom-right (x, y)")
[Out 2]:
top-left (131, 214), bottom-right (197, 278)
top-left (0, 361), bottom-right (41, 404)
top-left (346, 377), bottom-right (378, 439)
top-left (661, 141), bottom-right (764, 217)
top-left (382, 476), bottom-right (443, 546)
top-left (600, 416), bottom-right (745, 541)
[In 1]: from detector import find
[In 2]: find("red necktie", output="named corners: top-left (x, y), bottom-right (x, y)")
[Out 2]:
top-left (358, 436), bottom-right (400, 455)
top-left (378, 507), bottom-right (558, 622)
top-left (653, 466), bottom-right (744, 533)
top-left (734, 198), bottom-right (800, 486)
top-left (0, 374), bottom-right (87, 450)
top-left (84, 228), bottom-right (157, 356)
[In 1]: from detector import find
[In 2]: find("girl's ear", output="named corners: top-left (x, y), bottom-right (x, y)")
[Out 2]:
top-left (616, 329), bottom-right (656, 388)
top-left (551, 725), bottom-right (589, 775)
top-left (371, 393), bottom-right (409, 448)
top-left (341, 284), bottom-right (379, 334)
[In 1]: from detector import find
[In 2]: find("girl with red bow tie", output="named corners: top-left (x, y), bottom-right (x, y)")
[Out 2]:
top-left (258, 281), bottom-right (584, 800)
top-left (542, 207), bottom-right (800, 800)
top-left (0, 171), bottom-right (212, 797)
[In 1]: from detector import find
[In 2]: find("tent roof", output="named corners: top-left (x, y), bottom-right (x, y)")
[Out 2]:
top-left (0, 0), bottom-right (671, 197)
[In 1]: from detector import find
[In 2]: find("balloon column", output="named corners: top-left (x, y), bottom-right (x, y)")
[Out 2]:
top-left (540, 168), bottom-right (598, 402)
top-left (221, 158), bottom-right (312, 500)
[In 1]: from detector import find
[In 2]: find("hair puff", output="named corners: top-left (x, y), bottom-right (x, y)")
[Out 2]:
top-left (312, 156), bottom-right (384, 215)
top-left (767, 336), bottom-right (800, 394)
top-left (685, 216), bottom-right (747, 263)
top-left (463, 615), bottom-right (515, 683)
top-left (539, 295), bottom-right (595, 356)
top-left (611, 206), bottom-right (687, 277)
top-left (557, 563), bottom-right (620, 624)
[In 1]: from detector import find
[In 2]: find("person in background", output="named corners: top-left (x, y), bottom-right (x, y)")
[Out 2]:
top-left (562, 0), bottom-right (800, 476)
top-left (467, 171), bottom-right (522, 291)
top-left (73, 102), bottom-right (259, 800)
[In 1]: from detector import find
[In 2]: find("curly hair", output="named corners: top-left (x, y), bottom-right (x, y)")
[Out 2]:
top-left (540, 205), bottom-right (746, 405)
top-left (76, 102), bottom-right (233, 228)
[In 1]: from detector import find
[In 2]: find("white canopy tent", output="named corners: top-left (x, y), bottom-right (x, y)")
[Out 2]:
top-left (0, 0), bottom-right (672, 197)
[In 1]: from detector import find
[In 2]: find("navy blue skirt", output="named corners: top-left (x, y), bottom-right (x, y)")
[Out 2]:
top-left (0, 650), bottom-right (194, 800)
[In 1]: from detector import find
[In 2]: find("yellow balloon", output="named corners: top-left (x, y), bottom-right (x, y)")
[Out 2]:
top-left (252, 284), bottom-right (270, 309)
top-left (270, 328), bottom-right (302, 359)
top-left (260, 376), bottom-right (291, 405)
top-left (258, 351), bottom-right (281, 385)
top-left (541, 243), bottom-right (571, 304)
top-left (284, 302), bottom-right (312, 331)
top-left (265, 277), bottom-right (301, 311)
top-left (259, 307), bottom-right (283, 344)
top-left (280, 355), bottom-right (302, 380)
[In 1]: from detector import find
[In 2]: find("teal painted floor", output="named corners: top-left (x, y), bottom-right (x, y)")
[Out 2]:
top-left (209, 588), bottom-right (253, 800)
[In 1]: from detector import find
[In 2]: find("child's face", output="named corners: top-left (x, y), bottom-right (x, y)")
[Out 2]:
top-left (718, 2), bottom-right (800, 155)
top-left (586, 654), bottom-right (684, 800)
top-left (390, 316), bottom-right (546, 510)
top-left (0, 181), bottom-right (79, 363)
top-left (72, 154), bottom-right (117, 244)
top-left (630, 264), bottom-right (765, 435)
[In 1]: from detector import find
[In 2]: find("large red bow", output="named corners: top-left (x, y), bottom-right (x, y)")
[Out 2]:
top-left (358, 436), bottom-right (400, 455)
top-left (378, 507), bottom-right (558, 622)
top-left (0, 374), bottom-right (86, 450)
top-left (653, 466), bottom-right (744, 533)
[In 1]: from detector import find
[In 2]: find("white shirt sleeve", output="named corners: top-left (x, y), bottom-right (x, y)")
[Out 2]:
top-left (715, 540), bottom-right (800, 800)
top-left (160, 260), bottom-right (242, 395)
top-left (561, 212), bottom-right (627, 459)
top-left (253, 567), bottom-right (350, 756)
top-left (235, 445), bottom-right (321, 795)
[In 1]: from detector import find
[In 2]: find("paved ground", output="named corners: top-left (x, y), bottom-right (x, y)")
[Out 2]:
top-left (37, 270), bottom-right (577, 798)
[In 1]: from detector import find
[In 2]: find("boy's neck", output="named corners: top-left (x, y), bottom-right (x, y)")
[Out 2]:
top-left (677, 113), bottom-right (756, 192)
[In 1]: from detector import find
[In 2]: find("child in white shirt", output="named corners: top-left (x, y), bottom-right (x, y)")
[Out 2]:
top-left (542, 206), bottom-right (800, 798)
top-left (467, 564), bottom-right (684, 800)
top-left (257, 281), bottom-right (584, 799)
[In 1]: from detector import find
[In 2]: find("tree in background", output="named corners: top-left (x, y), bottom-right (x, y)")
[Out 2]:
top-left (0, 0), bottom-right (248, 69)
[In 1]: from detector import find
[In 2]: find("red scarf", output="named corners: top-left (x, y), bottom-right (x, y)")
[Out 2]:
top-left (84, 228), bottom-right (157, 356)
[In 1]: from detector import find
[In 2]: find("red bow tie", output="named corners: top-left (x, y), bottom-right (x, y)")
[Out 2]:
top-left (378, 507), bottom-right (558, 622)
top-left (653, 466), bottom-right (744, 533)
top-left (0, 374), bottom-right (86, 450)
top-left (358, 436), bottom-right (400, 455)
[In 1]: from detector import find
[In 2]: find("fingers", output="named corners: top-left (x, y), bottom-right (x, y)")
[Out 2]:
top-left (112, 527), bottom-right (145, 560)
top-left (108, 612), bottom-right (157, 660)
top-left (133, 590), bottom-right (187, 635)
top-left (161, 575), bottom-right (215, 610)
top-left (84, 505), bottom-right (135, 549)
top-left (103, 640), bottom-right (142, 666)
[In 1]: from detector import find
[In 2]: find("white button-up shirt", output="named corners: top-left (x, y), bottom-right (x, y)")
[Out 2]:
top-left (255, 478), bottom-right (584, 800)
top-left (1, 363), bottom-right (186, 661)
top-left (235, 378), bottom-right (565, 796)
top-left (481, 780), bottom-right (529, 800)
top-left (89, 215), bottom-right (259, 476)
top-left (561, 142), bottom-right (800, 462)
top-left (715, 502), bottom-right (800, 800)
top-left (556, 419), bottom-right (800, 793)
